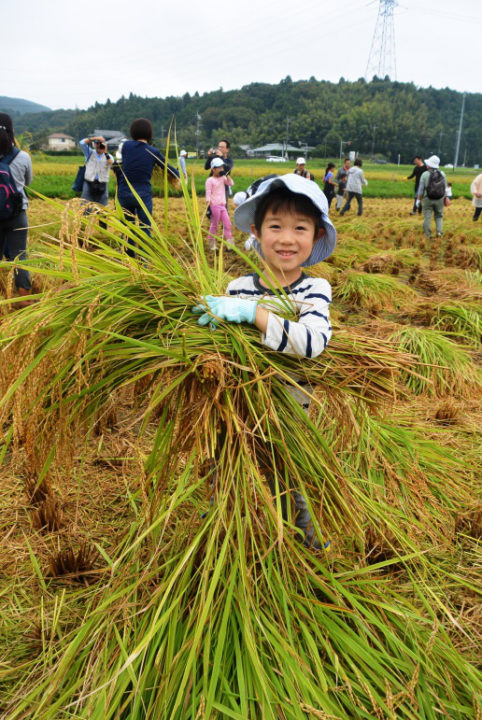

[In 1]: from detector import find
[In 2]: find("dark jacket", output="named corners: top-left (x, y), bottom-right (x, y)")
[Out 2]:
top-left (407, 164), bottom-right (427, 192)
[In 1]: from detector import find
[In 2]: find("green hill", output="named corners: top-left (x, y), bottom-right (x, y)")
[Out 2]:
top-left (10, 78), bottom-right (482, 165)
top-left (0, 96), bottom-right (51, 116)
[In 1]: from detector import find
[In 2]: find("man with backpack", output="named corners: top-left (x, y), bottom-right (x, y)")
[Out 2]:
top-left (416, 155), bottom-right (447, 239)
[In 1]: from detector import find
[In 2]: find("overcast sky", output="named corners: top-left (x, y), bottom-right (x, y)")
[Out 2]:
top-left (3, 0), bottom-right (480, 110)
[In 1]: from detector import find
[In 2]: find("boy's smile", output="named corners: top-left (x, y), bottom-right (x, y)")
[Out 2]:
top-left (251, 208), bottom-right (324, 286)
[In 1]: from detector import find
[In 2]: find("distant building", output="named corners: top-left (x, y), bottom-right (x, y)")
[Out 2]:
top-left (249, 143), bottom-right (315, 159)
top-left (47, 133), bottom-right (75, 151)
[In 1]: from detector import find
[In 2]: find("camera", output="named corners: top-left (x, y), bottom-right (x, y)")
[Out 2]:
top-left (218, 170), bottom-right (225, 176)
top-left (97, 142), bottom-right (106, 150)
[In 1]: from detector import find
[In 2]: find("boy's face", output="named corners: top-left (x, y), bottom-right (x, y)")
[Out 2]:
top-left (251, 207), bottom-right (324, 283)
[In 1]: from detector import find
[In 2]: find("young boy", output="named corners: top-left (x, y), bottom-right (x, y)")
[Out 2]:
top-left (205, 157), bottom-right (234, 251)
top-left (193, 174), bottom-right (336, 548)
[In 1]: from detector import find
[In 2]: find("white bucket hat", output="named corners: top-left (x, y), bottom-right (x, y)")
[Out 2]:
top-left (210, 157), bottom-right (225, 168)
top-left (296, 157), bottom-right (306, 165)
top-left (233, 174), bottom-right (337, 266)
top-left (233, 191), bottom-right (248, 206)
top-left (180, 150), bottom-right (187, 156)
top-left (425, 155), bottom-right (440, 169)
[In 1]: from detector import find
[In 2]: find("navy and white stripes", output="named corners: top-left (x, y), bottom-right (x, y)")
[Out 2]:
top-left (226, 273), bottom-right (332, 359)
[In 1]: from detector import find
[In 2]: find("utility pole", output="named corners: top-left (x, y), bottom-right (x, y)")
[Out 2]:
top-left (438, 130), bottom-right (443, 156)
top-left (284, 116), bottom-right (290, 159)
top-left (371, 125), bottom-right (377, 157)
top-left (340, 139), bottom-right (351, 160)
top-left (195, 113), bottom-right (202, 158)
top-left (454, 92), bottom-right (466, 169)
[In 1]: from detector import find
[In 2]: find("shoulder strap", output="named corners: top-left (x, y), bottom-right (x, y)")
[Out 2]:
top-left (2, 147), bottom-right (21, 165)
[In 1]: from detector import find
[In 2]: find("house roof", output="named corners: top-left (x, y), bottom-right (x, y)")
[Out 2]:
top-left (49, 133), bottom-right (74, 139)
top-left (251, 143), bottom-right (308, 153)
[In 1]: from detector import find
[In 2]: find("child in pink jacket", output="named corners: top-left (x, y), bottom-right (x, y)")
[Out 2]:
top-left (205, 157), bottom-right (234, 250)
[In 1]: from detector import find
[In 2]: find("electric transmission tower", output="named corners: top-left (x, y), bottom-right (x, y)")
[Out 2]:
top-left (365, 0), bottom-right (398, 81)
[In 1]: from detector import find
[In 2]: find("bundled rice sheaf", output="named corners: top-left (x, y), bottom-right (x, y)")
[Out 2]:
top-left (0, 194), bottom-right (481, 719)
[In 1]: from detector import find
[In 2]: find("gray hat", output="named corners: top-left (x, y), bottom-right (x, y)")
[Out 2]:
top-left (210, 157), bottom-right (225, 168)
top-left (233, 173), bottom-right (337, 266)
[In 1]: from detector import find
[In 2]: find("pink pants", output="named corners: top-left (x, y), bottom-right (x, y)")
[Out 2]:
top-left (208, 204), bottom-right (232, 242)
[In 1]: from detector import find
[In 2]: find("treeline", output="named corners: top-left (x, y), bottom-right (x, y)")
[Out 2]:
top-left (11, 77), bottom-right (482, 164)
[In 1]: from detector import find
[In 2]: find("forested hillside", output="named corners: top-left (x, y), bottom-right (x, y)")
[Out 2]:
top-left (11, 77), bottom-right (482, 164)
top-left (0, 97), bottom-right (51, 116)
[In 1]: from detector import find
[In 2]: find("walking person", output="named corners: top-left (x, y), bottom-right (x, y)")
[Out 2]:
top-left (335, 157), bottom-right (350, 211)
top-left (0, 112), bottom-right (33, 307)
top-left (339, 158), bottom-right (367, 216)
top-left (407, 156), bottom-right (426, 215)
top-left (205, 157), bottom-right (234, 251)
top-left (117, 118), bottom-right (179, 255)
top-left (323, 163), bottom-right (337, 209)
top-left (416, 155), bottom-right (447, 238)
top-left (471, 174), bottom-right (482, 222)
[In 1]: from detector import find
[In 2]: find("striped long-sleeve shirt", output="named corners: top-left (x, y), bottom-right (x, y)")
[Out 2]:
top-left (227, 273), bottom-right (332, 359)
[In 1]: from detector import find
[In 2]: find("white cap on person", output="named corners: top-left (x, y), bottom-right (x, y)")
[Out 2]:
top-left (234, 173), bottom-right (336, 266)
top-left (180, 150), bottom-right (187, 156)
top-left (210, 157), bottom-right (225, 168)
top-left (296, 157), bottom-right (306, 165)
top-left (233, 191), bottom-right (248, 206)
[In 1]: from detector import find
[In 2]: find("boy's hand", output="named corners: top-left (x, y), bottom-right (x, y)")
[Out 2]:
top-left (192, 296), bottom-right (258, 327)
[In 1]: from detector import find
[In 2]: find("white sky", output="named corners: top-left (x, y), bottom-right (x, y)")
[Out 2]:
top-left (3, 0), bottom-right (481, 110)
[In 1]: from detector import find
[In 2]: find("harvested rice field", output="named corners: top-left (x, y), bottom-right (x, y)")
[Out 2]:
top-left (0, 192), bottom-right (481, 719)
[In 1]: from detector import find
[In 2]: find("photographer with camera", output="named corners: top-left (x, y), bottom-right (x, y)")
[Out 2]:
top-left (79, 135), bottom-right (113, 206)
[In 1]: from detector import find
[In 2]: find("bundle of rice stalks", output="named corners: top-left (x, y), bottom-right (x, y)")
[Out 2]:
top-left (1, 194), bottom-right (481, 719)
top-left (360, 254), bottom-right (402, 275)
top-left (431, 301), bottom-right (482, 348)
top-left (335, 270), bottom-right (417, 313)
top-left (388, 326), bottom-right (480, 396)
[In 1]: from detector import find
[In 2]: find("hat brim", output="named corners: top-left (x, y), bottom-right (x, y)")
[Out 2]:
top-left (233, 174), bottom-right (337, 266)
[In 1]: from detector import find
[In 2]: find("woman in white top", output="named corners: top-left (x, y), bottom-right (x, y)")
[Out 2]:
top-left (0, 112), bottom-right (33, 305)
top-left (471, 174), bottom-right (482, 222)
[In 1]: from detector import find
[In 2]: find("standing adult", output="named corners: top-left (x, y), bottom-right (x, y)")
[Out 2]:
top-left (335, 157), bottom-right (350, 211)
top-left (294, 157), bottom-right (314, 180)
top-left (0, 113), bottom-right (33, 305)
top-left (470, 174), bottom-right (482, 222)
top-left (323, 163), bottom-right (337, 209)
top-left (204, 140), bottom-right (233, 177)
top-left (407, 156), bottom-right (426, 215)
top-left (416, 155), bottom-right (447, 238)
top-left (79, 135), bottom-right (113, 207)
top-left (179, 150), bottom-right (188, 180)
top-left (339, 158), bottom-right (368, 216)
top-left (117, 118), bottom-right (179, 253)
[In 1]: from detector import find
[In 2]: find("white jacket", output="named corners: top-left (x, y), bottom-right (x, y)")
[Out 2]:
top-left (346, 166), bottom-right (368, 194)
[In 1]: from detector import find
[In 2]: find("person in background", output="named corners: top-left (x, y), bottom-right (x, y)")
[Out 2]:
top-left (0, 112), bottom-right (33, 306)
top-left (205, 157), bottom-right (234, 251)
top-left (204, 139), bottom-right (234, 215)
top-left (416, 155), bottom-right (447, 238)
top-left (335, 157), bottom-right (350, 211)
top-left (294, 157), bottom-right (314, 180)
top-left (179, 149), bottom-right (188, 180)
top-left (323, 162), bottom-right (337, 209)
top-left (407, 156), bottom-right (426, 215)
top-left (470, 173), bottom-right (482, 221)
top-left (79, 135), bottom-right (113, 207)
top-left (339, 158), bottom-right (368, 216)
top-left (117, 118), bottom-right (179, 255)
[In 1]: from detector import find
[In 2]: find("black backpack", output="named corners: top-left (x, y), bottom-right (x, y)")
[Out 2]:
top-left (426, 169), bottom-right (445, 200)
top-left (0, 148), bottom-right (23, 221)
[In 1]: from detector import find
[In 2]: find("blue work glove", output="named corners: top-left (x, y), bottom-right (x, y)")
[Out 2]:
top-left (192, 295), bottom-right (258, 327)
